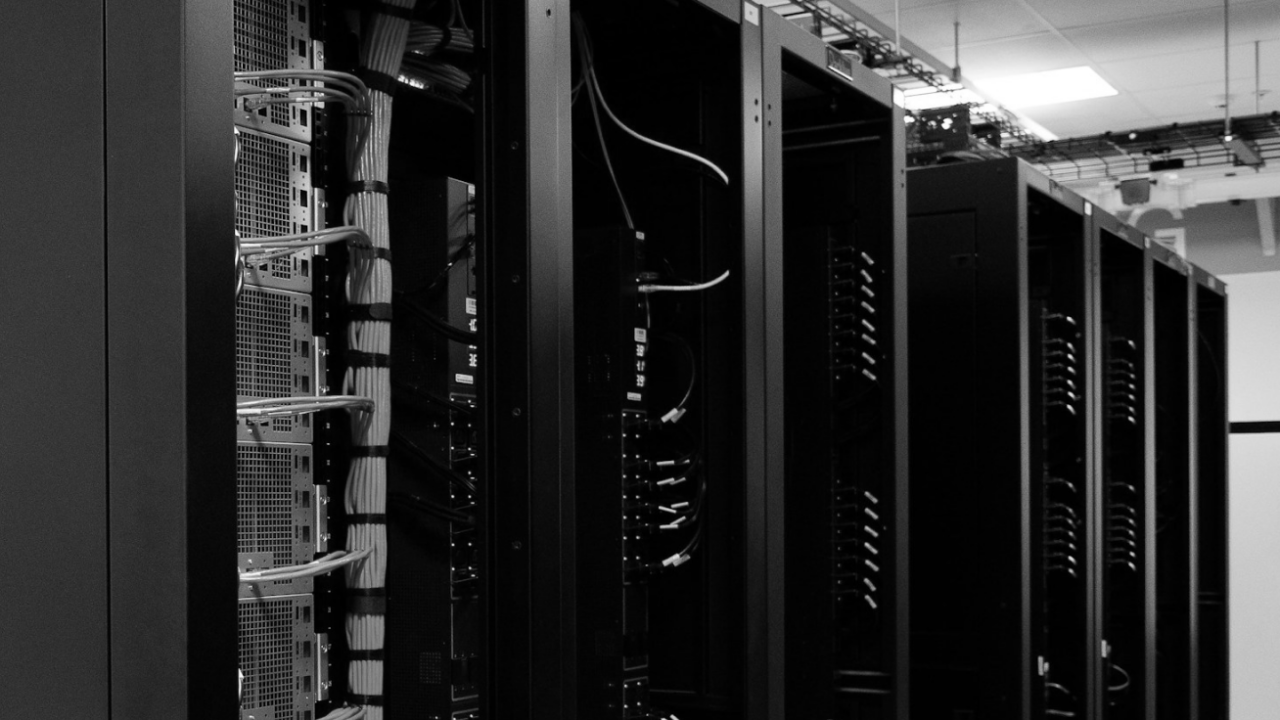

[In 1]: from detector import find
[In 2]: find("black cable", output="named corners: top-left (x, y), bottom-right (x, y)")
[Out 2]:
top-left (395, 291), bottom-right (478, 345)
top-left (392, 377), bottom-right (474, 415)
top-left (390, 491), bottom-right (474, 525)
top-left (422, 233), bottom-right (476, 296)
top-left (390, 429), bottom-right (478, 495)
top-left (571, 13), bottom-right (634, 229)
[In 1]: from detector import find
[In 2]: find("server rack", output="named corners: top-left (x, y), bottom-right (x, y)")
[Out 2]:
top-left (760, 10), bottom-right (909, 720)
top-left (909, 157), bottom-right (1229, 720)
top-left (2, 1), bottom-right (575, 718)
top-left (1151, 244), bottom-right (1194, 720)
top-left (1190, 269), bottom-right (1229, 720)
top-left (1091, 215), bottom-right (1154, 720)
top-left (907, 158), bottom-right (1100, 720)
top-left (569, 2), bottom-right (764, 719)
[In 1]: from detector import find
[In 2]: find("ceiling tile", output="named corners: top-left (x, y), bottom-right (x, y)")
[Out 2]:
top-left (1098, 41), bottom-right (1280, 93)
top-left (1062, 2), bottom-right (1280, 63)
top-left (1025, 0), bottom-right (1232, 31)
top-left (952, 34), bottom-right (1091, 78)
top-left (1130, 75), bottom-right (1280, 118)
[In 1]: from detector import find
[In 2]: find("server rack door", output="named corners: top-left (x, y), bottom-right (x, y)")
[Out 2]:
top-left (1, 3), bottom-right (110, 717)
top-left (1152, 251), bottom-right (1193, 720)
top-left (1191, 274), bottom-right (1229, 720)
top-left (1094, 220), bottom-right (1154, 720)
top-left (908, 158), bottom-right (1035, 720)
top-left (105, 0), bottom-right (239, 716)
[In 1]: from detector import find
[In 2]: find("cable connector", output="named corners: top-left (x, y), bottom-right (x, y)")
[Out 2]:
top-left (661, 551), bottom-right (691, 567)
top-left (661, 407), bottom-right (687, 424)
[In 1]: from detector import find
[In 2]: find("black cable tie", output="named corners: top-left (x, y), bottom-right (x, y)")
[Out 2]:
top-left (346, 693), bottom-right (385, 707)
top-left (369, 1), bottom-right (414, 20)
top-left (439, 25), bottom-right (454, 52)
top-left (346, 513), bottom-right (388, 524)
top-left (350, 445), bottom-right (390, 458)
top-left (355, 67), bottom-right (399, 96)
top-left (348, 648), bottom-right (386, 662)
top-left (370, 246), bottom-right (393, 262)
top-left (348, 180), bottom-right (390, 196)
top-left (349, 303), bottom-right (394, 321)
top-left (347, 350), bottom-right (392, 368)
top-left (348, 595), bottom-right (387, 615)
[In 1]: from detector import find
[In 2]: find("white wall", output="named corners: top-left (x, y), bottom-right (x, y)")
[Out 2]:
top-left (1220, 270), bottom-right (1280, 720)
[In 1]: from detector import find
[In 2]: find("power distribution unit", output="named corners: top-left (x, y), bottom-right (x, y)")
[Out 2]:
top-left (907, 157), bottom-right (1228, 720)
top-left (760, 9), bottom-right (909, 720)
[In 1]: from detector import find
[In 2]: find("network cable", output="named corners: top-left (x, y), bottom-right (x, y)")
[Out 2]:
top-left (343, 4), bottom-right (419, 719)
top-left (240, 548), bottom-right (372, 584)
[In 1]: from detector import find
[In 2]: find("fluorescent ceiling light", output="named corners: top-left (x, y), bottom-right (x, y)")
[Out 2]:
top-left (976, 66), bottom-right (1117, 109)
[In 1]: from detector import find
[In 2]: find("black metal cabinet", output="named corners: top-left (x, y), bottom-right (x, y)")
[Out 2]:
top-left (907, 157), bottom-right (1228, 720)
top-left (568, 2), bottom-right (764, 719)
top-left (760, 9), bottom-right (910, 720)
top-left (908, 158), bottom-right (1096, 720)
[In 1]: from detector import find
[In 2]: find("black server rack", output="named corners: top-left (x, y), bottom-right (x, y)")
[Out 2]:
top-left (1093, 216), bottom-right (1154, 720)
top-left (908, 157), bottom-right (1229, 720)
top-left (907, 158), bottom-right (1099, 720)
top-left (1191, 268), bottom-right (1229, 720)
top-left (3, 1), bottom-right (577, 718)
top-left (1152, 245), bottom-right (1195, 720)
top-left (569, 2), bottom-right (763, 719)
top-left (760, 10), bottom-right (909, 720)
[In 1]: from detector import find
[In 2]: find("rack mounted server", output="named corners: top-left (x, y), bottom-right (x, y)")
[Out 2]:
top-left (907, 157), bottom-right (1228, 720)
top-left (233, 2), bottom-right (333, 719)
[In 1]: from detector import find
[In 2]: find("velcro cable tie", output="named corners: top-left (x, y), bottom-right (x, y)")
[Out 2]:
top-left (348, 648), bottom-right (386, 662)
top-left (355, 67), bottom-right (399, 96)
top-left (347, 350), bottom-right (392, 368)
top-left (347, 693), bottom-right (385, 707)
top-left (346, 513), bottom-right (388, 524)
top-left (350, 445), bottom-right (390, 458)
top-left (347, 180), bottom-right (390, 196)
top-left (347, 587), bottom-right (387, 616)
top-left (349, 303), bottom-right (393, 321)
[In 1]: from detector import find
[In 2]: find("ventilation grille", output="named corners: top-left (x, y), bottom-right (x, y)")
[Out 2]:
top-left (237, 286), bottom-right (310, 399)
top-left (237, 443), bottom-right (309, 558)
top-left (236, 131), bottom-right (295, 240)
top-left (239, 595), bottom-right (312, 716)
top-left (233, 0), bottom-right (295, 128)
top-left (234, 0), bottom-right (290, 74)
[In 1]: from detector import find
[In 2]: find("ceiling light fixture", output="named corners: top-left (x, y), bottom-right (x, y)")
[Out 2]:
top-left (976, 66), bottom-right (1118, 109)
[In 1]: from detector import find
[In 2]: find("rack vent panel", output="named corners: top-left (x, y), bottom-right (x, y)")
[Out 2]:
top-left (238, 442), bottom-right (315, 598)
top-left (239, 594), bottom-right (315, 719)
top-left (237, 286), bottom-right (314, 443)
top-left (233, 0), bottom-right (313, 140)
top-left (235, 128), bottom-right (314, 291)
